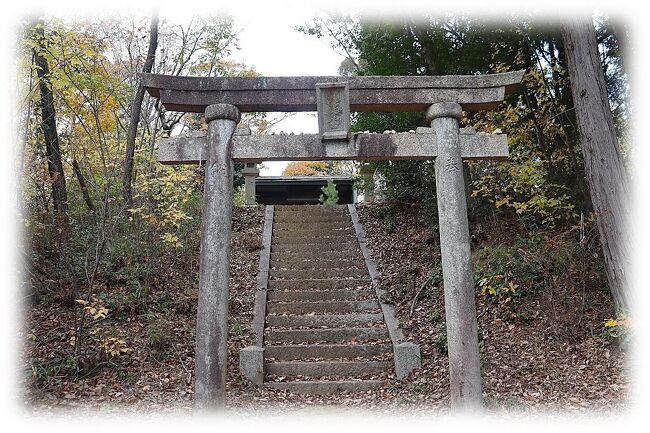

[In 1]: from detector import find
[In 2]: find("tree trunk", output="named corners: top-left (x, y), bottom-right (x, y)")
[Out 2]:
top-left (32, 18), bottom-right (68, 228)
top-left (407, 21), bottom-right (442, 75)
top-left (122, 10), bottom-right (159, 205)
top-left (71, 158), bottom-right (95, 213)
top-left (560, 17), bottom-right (631, 311)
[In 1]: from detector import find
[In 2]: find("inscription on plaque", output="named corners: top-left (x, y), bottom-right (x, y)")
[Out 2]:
top-left (316, 82), bottom-right (350, 141)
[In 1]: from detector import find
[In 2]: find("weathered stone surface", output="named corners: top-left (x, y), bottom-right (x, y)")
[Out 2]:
top-left (239, 346), bottom-right (264, 385)
top-left (270, 269), bottom-right (366, 280)
top-left (430, 102), bottom-right (483, 411)
top-left (264, 343), bottom-right (392, 361)
top-left (316, 82), bottom-right (350, 140)
top-left (265, 313), bottom-right (384, 329)
top-left (270, 258), bottom-right (366, 270)
top-left (265, 380), bottom-right (385, 395)
top-left (271, 243), bottom-right (360, 253)
top-left (234, 125), bottom-right (251, 136)
top-left (271, 234), bottom-right (357, 245)
top-left (273, 227), bottom-right (355, 237)
top-left (394, 342), bottom-right (422, 380)
top-left (142, 71), bottom-right (524, 113)
top-left (273, 215), bottom-right (351, 224)
top-left (204, 103), bottom-right (241, 123)
top-left (242, 163), bottom-right (259, 205)
top-left (266, 360), bottom-right (391, 377)
top-left (266, 300), bottom-right (380, 315)
top-left (268, 278), bottom-right (372, 291)
top-left (266, 327), bottom-right (389, 344)
top-left (348, 204), bottom-right (424, 381)
top-left (267, 289), bottom-right (372, 302)
top-left (251, 206), bottom-right (274, 347)
top-left (143, 71), bottom-right (524, 92)
top-left (361, 163), bottom-right (376, 202)
top-left (275, 204), bottom-right (349, 211)
top-left (157, 132), bottom-right (509, 164)
top-left (158, 88), bottom-right (512, 113)
top-left (270, 250), bottom-right (364, 262)
top-left (273, 222), bottom-right (350, 231)
top-left (425, 101), bottom-right (463, 121)
top-left (193, 104), bottom-right (237, 410)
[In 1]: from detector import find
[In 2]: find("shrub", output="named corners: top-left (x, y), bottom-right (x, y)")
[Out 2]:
top-left (602, 315), bottom-right (631, 345)
top-left (475, 236), bottom-right (545, 320)
top-left (319, 179), bottom-right (339, 205)
top-left (146, 324), bottom-right (172, 360)
top-left (433, 334), bottom-right (448, 354)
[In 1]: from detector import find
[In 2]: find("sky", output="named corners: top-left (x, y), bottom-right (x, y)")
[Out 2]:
top-left (226, 9), bottom-right (347, 176)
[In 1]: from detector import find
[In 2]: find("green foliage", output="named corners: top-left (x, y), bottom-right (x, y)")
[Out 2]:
top-left (601, 316), bottom-right (630, 344)
top-left (369, 204), bottom-right (398, 233)
top-left (475, 224), bottom-right (607, 320)
top-left (301, 14), bottom-right (630, 230)
top-left (433, 334), bottom-right (448, 354)
top-left (20, 14), bottom-right (238, 305)
top-left (146, 322), bottom-right (172, 360)
top-left (232, 185), bottom-right (246, 207)
top-left (231, 323), bottom-right (245, 337)
top-left (319, 180), bottom-right (339, 205)
top-left (475, 235), bottom-right (544, 319)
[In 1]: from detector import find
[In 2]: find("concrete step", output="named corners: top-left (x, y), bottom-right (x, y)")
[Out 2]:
top-left (266, 313), bottom-right (384, 328)
top-left (273, 215), bottom-right (351, 223)
top-left (275, 204), bottom-right (348, 210)
top-left (271, 235), bottom-right (359, 245)
top-left (271, 250), bottom-right (364, 262)
top-left (273, 222), bottom-right (352, 231)
top-left (267, 300), bottom-right (380, 315)
top-left (271, 243), bottom-right (360, 253)
top-left (264, 343), bottom-right (393, 361)
top-left (270, 259), bottom-right (366, 270)
top-left (270, 269), bottom-right (368, 280)
top-left (274, 206), bottom-right (348, 214)
top-left (273, 214), bottom-right (349, 218)
top-left (265, 360), bottom-right (392, 377)
top-left (266, 327), bottom-right (389, 344)
top-left (265, 380), bottom-right (385, 395)
top-left (272, 235), bottom-right (358, 245)
top-left (273, 227), bottom-right (355, 236)
top-left (268, 279), bottom-right (372, 291)
top-left (268, 289), bottom-right (373, 302)
top-left (274, 220), bottom-right (352, 227)
top-left (272, 237), bottom-right (357, 245)
top-left (274, 210), bottom-right (348, 216)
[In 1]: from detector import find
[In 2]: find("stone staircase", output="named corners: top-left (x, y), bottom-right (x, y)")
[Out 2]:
top-left (240, 204), bottom-right (420, 395)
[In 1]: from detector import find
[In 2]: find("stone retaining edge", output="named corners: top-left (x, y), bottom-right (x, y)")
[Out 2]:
top-left (240, 205), bottom-right (274, 385)
top-left (347, 204), bottom-right (422, 380)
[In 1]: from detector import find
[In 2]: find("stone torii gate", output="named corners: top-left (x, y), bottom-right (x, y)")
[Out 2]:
top-left (143, 70), bottom-right (523, 411)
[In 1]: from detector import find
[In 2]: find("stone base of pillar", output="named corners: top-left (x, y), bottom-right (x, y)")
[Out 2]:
top-left (394, 341), bottom-right (421, 379)
top-left (239, 345), bottom-right (264, 385)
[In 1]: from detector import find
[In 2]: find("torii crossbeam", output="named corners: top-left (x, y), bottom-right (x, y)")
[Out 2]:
top-left (145, 70), bottom-right (524, 412)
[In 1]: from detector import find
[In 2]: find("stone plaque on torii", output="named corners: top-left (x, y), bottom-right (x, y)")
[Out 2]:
top-left (143, 70), bottom-right (524, 411)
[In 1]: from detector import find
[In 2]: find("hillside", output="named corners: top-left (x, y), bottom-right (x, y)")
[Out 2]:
top-left (21, 204), bottom-right (630, 414)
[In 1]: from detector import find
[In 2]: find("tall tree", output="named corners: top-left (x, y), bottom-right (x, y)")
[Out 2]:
top-left (561, 17), bottom-right (631, 311)
top-left (122, 10), bottom-right (159, 205)
top-left (31, 18), bottom-right (68, 227)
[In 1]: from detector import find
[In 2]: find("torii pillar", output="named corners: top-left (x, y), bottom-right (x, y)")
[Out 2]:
top-left (428, 102), bottom-right (483, 411)
top-left (194, 103), bottom-right (239, 410)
